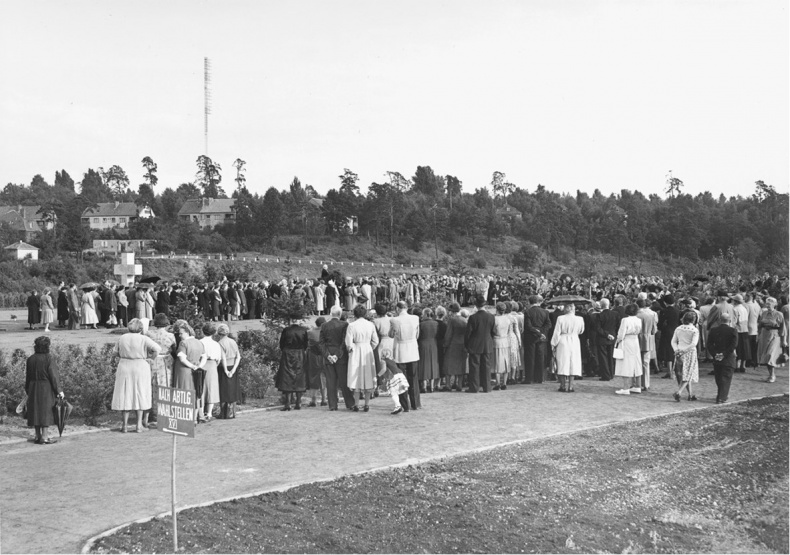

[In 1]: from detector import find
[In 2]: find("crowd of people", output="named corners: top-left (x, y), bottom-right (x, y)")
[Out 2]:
top-left (21, 265), bottom-right (789, 440)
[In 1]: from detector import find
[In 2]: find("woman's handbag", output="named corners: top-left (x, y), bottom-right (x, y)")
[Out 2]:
top-left (613, 347), bottom-right (624, 360)
top-left (15, 393), bottom-right (28, 418)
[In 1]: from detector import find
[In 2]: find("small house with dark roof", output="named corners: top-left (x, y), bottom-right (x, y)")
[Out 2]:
top-left (81, 201), bottom-right (154, 230)
top-left (178, 198), bottom-right (236, 229)
top-left (0, 205), bottom-right (53, 241)
top-left (4, 240), bottom-right (39, 261)
top-left (495, 203), bottom-right (523, 222)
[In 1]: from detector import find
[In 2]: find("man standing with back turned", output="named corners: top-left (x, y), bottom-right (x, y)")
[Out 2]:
top-left (465, 296), bottom-right (495, 393)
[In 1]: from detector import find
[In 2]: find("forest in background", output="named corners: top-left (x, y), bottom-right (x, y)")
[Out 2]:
top-left (1, 157), bottom-right (787, 293)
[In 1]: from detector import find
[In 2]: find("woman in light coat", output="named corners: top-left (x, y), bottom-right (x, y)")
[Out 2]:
top-left (550, 304), bottom-right (585, 392)
top-left (492, 303), bottom-right (512, 390)
top-left (39, 289), bottom-right (55, 333)
top-left (614, 304), bottom-right (643, 395)
top-left (345, 304), bottom-right (379, 411)
top-left (80, 288), bottom-right (99, 329)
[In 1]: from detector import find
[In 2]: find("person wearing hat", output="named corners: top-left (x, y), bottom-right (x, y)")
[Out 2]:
top-left (731, 294), bottom-right (751, 372)
top-left (216, 324), bottom-right (242, 418)
top-left (145, 313), bottom-right (176, 426)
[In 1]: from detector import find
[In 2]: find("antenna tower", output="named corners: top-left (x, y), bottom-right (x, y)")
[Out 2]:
top-left (204, 57), bottom-right (212, 155)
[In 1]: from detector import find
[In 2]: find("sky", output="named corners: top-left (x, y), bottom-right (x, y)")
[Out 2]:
top-left (1, 0), bottom-right (787, 200)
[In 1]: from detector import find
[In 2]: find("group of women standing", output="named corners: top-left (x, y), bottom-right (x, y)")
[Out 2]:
top-left (109, 315), bottom-right (242, 433)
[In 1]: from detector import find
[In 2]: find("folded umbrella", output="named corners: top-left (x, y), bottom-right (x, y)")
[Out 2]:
top-left (139, 276), bottom-right (161, 284)
top-left (545, 294), bottom-right (593, 306)
top-left (80, 282), bottom-right (100, 289)
top-left (52, 397), bottom-right (73, 437)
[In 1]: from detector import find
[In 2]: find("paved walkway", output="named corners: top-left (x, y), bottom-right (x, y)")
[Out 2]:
top-left (1, 366), bottom-right (787, 554)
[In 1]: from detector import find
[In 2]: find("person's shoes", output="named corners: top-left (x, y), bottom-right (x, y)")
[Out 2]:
top-left (420, 388), bottom-right (426, 394)
top-left (641, 386), bottom-right (648, 391)
top-left (558, 386), bottom-right (567, 392)
top-left (615, 389), bottom-right (630, 395)
top-left (767, 376), bottom-right (776, 383)
top-left (661, 374), bottom-right (672, 379)
top-left (41, 438), bottom-right (57, 444)
top-left (688, 395), bottom-right (697, 401)
top-left (280, 406), bottom-right (291, 411)
top-left (493, 385), bottom-right (501, 391)
top-left (501, 384), bottom-right (507, 390)
top-left (465, 389), bottom-right (477, 393)
top-left (34, 438), bottom-right (43, 444)
top-left (599, 378), bottom-right (611, 381)
top-left (391, 406), bottom-right (404, 415)
top-left (308, 401), bottom-right (317, 407)
top-left (567, 387), bottom-right (575, 393)
top-left (708, 370), bottom-right (716, 375)
top-left (363, 405), bottom-right (369, 412)
top-left (629, 387), bottom-right (642, 394)
top-left (352, 406), bottom-right (359, 412)
top-left (673, 392), bottom-right (681, 402)
top-left (329, 408), bottom-right (338, 411)
top-left (320, 401), bottom-right (328, 406)
top-left (294, 405), bottom-right (301, 410)
top-left (441, 387), bottom-right (451, 392)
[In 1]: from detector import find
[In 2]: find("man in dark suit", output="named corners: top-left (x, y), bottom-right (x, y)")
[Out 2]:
top-left (594, 298), bottom-right (620, 381)
top-left (464, 296), bottom-right (495, 393)
top-left (320, 305), bottom-right (355, 410)
top-left (707, 312), bottom-right (738, 404)
top-left (523, 295), bottom-right (551, 384)
top-left (155, 285), bottom-right (170, 316)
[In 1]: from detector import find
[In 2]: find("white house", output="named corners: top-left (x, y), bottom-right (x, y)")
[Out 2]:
top-left (81, 202), bottom-right (154, 230)
top-left (178, 198), bottom-right (236, 229)
top-left (4, 240), bottom-right (39, 260)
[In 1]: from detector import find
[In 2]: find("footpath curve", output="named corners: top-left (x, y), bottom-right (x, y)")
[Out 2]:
top-left (1, 367), bottom-right (787, 554)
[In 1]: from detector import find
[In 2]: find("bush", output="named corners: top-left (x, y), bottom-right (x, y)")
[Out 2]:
top-left (0, 348), bottom-right (27, 413)
top-left (472, 256), bottom-right (487, 269)
top-left (235, 329), bottom-right (279, 402)
top-left (56, 343), bottom-right (117, 425)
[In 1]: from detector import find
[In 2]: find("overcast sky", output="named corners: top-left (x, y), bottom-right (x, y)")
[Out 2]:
top-left (1, 0), bottom-right (787, 200)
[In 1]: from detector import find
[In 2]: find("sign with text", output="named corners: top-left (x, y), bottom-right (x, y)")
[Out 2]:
top-left (156, 387), bottom-right (196, 438)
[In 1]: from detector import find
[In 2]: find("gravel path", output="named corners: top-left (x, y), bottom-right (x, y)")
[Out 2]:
top-left (1, 364), bottom-right (786, 554)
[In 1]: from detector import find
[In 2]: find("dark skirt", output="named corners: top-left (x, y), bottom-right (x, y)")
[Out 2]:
top-left (276, 349), bottom-right (306, 392)
top-left (217, 361), bottom-right (242, 403)
top-left (27, 380), bottom-right (55, 427)
top-left (736, 332), bottom-right (752, 361)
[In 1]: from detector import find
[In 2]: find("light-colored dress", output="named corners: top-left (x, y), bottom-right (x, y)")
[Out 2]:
top-left (111, 333), bottom-right (161, 410)
top-left (345, 317), bottom-right (379, 391)
top-left (200, 336), bottom-right (222, 404)
top-left (80, 292), bottom-right (99, 325)
top-left (671, 324), bottom-right (699, 382)
top-left (493, 315), bottom-right (512, 375)
top-left (614, 316), bottom-right (643, 378)
top-left (551, 313), bottom-right (585, 376)
top-left (508, 313), bottom-right (523, 370)
top-left (757, 309), bottom-right (785, 367)
top-left (373, 316), bottom-right (393, 372)
top-left (40, 293), bottom-right (55, 324)
top-left (314, 284), bottom-right (325, 313)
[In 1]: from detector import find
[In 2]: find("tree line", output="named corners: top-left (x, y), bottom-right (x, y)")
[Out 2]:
top-left (1, 156), bottom-right (787, 274)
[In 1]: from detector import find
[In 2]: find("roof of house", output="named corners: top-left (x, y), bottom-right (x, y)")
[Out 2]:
top-left (178, 198), bottom-right (236, 215)
top-left (496, 203), bottom-right (522, 215)
top-left (81, 202), bottom-right (145, 218)
top-left (0, 205), bottom-right (45, 232)
top-left (4, 241), bottom-right (39, 251)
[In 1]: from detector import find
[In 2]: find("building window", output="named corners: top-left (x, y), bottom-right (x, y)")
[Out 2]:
top-left (103, 218), bottom-right (108, 223)
top-left (93, 218), bottom-right (99, 223)
top-left (119, 217), bottom-right (126, 223)
top-left (111, 218), bottom-right (116, 223)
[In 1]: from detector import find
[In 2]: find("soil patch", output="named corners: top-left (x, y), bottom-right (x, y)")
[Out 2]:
top-left (91, 396), bottom-right (789, 554)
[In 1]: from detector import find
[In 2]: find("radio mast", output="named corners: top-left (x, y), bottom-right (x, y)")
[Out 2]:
top-left (204, 57), bottom-right (211, 155)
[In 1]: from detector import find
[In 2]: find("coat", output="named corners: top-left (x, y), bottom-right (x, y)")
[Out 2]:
top-left (614, 316), bottom-right (643, 378)
top-left (26, 353), bottom-right (61, 426)
top-left (389, 312), bottom-right (420, 363)
top-left (276, 324), bottom-right (308, 392)
top-left (443, 314), bottom-right (468, 375)
top-left (551, 313), bottom-right (585, 376)
top-left (636, 308), bottom-right (658, 359)
top-left (345, 317), bottom-right (379, 390)
top-left (464, 308), bottom-right (495, 354)
top-left (417, 319), bottom-right (440, 380)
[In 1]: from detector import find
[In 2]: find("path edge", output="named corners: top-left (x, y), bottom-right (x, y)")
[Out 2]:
top-left (80, 392), bottom-right (788, 554)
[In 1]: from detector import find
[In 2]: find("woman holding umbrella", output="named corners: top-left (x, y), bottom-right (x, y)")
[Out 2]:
top-left (26, 336), bottom-right (64, 444)
top-left (111, 318), bottom-right (161, 432)
top-left (172, 320), bottom-right (207, 423)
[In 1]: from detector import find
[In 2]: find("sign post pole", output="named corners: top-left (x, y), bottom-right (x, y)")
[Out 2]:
top-left (172, 433), bottom-right (178, 553)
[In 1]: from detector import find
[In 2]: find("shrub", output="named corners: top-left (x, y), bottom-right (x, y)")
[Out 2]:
top-left (235, 329), bottom-right (279, 401)
top-left (56, 343), bottom-right (117, 425)
top-left (0, 348), bottom-right (27, 413)
top-left (472, 256), bottom-right (487, 269)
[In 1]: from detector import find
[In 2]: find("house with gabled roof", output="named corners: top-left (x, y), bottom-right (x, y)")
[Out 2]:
top-left (0, 205), bottom-right (53, 241)
top-left (178, 198), bottom-right (236, 229)
top-left (4, 240), bottom-right (39, 260)
top-left (81, 201), bottom-right (154, 230)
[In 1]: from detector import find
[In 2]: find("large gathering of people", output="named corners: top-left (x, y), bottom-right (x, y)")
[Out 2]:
top-left (21, 265), bottom-right (789, 440)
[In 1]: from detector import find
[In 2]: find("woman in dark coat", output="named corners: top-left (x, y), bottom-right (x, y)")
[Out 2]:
top-left (304, 317), bottom-right (327, 407)
top-left (57, 288), bottom-right (69, 328)
top-left (26, 336), bottom-right (64, 444)
top-left (658, 295), bottom-right (681, 379)
top-left (417, 308), bottom-right (440, 393)
top-left (26, 290), bottom-right (40, 330)
top-left (276, 321), bottom-right (309, 410)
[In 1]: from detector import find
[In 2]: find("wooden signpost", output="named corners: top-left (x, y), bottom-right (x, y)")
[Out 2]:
top-left (156, 386), bottom-right (196, 552)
